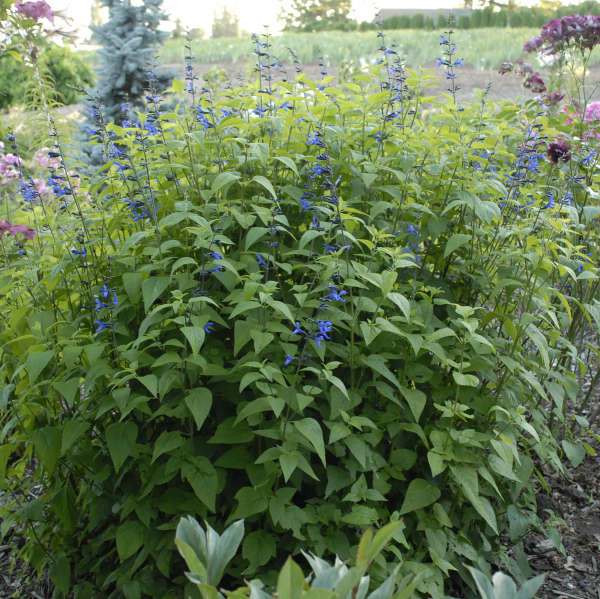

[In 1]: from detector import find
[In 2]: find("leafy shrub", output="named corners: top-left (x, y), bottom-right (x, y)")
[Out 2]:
top-left (0, 41), bottom-right (94, 109)
top-left (0, 29), bottom-right (597, 599)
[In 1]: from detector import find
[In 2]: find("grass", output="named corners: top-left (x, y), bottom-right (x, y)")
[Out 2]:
top-left (157, 27), bottom-right (542, 70)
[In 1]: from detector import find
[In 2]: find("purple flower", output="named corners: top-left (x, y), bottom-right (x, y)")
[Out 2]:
top-left (15, 0), bottom-right (54, 22)
top-left (548, 139), bottom-right (571, 164)
top-left (524, 74), bottom-right (546, 94)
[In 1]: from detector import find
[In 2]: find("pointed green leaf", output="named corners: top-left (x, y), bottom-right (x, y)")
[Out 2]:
top-left (185, 388), bottom-right (213, 431)
top-left (399, 478), bottom-right (440, 515)
top-left (61, 419), bottom-right (89, 455)
top-left (142, 276), bottom-right (169, 312)
top-left (252, 175), bottom-right (277, 199)
top-left (26, 350), bottom-right (54, 384)
top-left (116, 520), bottom-right (145, 561)
top-left (182, 326), bottom-right (206, 355)
top-left (105, 421), bottom-right (138, 471)
top-left (295, 418), bottom-right (326, 466)
top-left (277, 558), bottom-right (304, 599)
top-left (152, 431), bottom-right (184, 463)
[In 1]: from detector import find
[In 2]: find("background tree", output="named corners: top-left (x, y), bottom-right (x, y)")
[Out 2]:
top-left (281, 0), bottom-right (354, 32)
top-left (88, 0), bottom-right (169, 123)
top-left (212, 6), bottom-right (239, 38)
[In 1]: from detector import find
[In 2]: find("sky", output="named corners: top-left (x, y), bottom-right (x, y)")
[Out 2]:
top-left (57, 0), bottom-right (468, 40)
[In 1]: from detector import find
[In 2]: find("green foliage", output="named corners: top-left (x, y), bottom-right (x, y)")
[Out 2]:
top-left (177, 517), bottom-right (423, 599)
top-left (281, 0), bottom-right (355, 32)
top-left (467, 567), bottom-right (545, 599)
top-left (0, 42), bottom-right (94, 109)
top-left (211, 6), bottom-right (239, 39)
top-left (0, 29), bottom-right (598, 599)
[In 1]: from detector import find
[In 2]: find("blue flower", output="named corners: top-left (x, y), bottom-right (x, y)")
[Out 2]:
top-left (209, 265), bottom-right (225, 273)
top-left (72, 248), bottom-right (87, 259)
top-left (326, 285), bottom-right (346, 302)
top-left (292, 322), bottom-right (304, 336)
top-left (299, 196), bottom-right (313, 212)
top-left (94, 320), bottom-right (110, 333)
top-left (317, 320), bottom-right (333, 339)
top-left (112, 292), bottom-right (118, 306)
top-left (307, 133), bottom-right (326, 148)
top-left (100, 284), bottom-right (109, 298)
top-left (95, 298), bottom-right (107, 311)
top-left (582, 151), bottom-right (596, 166)
top-left (204, 321), bottom-right (214, 334)
top-left (209, 251), bottom-right (223, 260)
top-left (256, 254), bottom-right (265, 266)
top-left (284, 354), bottom-right (296, 366)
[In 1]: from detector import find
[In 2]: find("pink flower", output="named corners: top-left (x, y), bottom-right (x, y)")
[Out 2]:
top-left (0, 221), bottom-right (12, 235)
top-left (9, 224), bottom-right (36, 240)
top-left (15, 1), bottom-right (54, 23)
top-left (31, 147), bottom-right (59, 169)
top-left (584, 102), bottom-right (600, 122)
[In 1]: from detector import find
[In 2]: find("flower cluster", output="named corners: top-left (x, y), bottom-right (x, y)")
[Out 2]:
top-left (94, 285), bottom-right (118, 334)
top-left (524, 14), bottom-right (600, 55)
top-left (0, 220), bottom-right (35, 240)
top-left (0, 152), bottom-right (23, 184)
top-left (547, 139), bottom-right (571, 164)
top-left (14, 0), bottom-right (54, 22)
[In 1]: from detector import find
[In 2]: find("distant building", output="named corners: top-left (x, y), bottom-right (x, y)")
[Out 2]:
top-left (376, 8), bottom-right (473, 22)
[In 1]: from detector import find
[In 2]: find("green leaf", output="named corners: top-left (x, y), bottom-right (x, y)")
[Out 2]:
top-left (451, 465), bottom-right (498, 533)
top-left (61, 419), bottom-right (88, 455)
top-left (562, 439), bottom-right (586, 467)
top-left (279, 453), bottom-right (299, 482)
top-left (182, 326), bottom-right (206, 355)
top-left (122, 272), bottom-right (143, 303)
top-left (252, 175), bottom-right (277, 199)
top-left (242, 530), bottom-right (276, 573)
top-left (231, 487), bottom-right (268, 520)
top-left (185, 388), bottom-right (213, 431)
top-left (212, 171), bottom-right (240, 194)
top-left (142, 276), bottom-right (170, 312)
top-left (277, 557), bottom-right (304, 599)
top-left (32, 427), bottom-right (60, 475)
top-left (26, 350), bottom-right (54, 384)
top-left (399, 386), bottom-right (427, 422)
top-left (137, 374), bottom-right (158, 397)
top-left (53, 379), bottom-right (80, 406)
top-left (182, 458), bottom-right (218, 511)
top-left (49, 554), bottom-right (71, 595)
top-left (274, 156), bottom-right (299, 177)
top-left (295, 418), bottom-right (326, 466)
top-left (116, 520), bottom-right (145, 561)
top-left (388, 292), bottom-right (411, 320)
top-left (361, 355), bottom-right (400, 389)
top-left (452, 372), bottom-right (480, 387)
top-left (244, 227), bottom-right (269, 251)
top-left (105, 422), bottom-right (138, 472)
top-left (443, 234), bottom-right (471, 258)
top-left (152, 431), bottom-right (184, 463)
top-left (399, 478), bottom-right (441, 514)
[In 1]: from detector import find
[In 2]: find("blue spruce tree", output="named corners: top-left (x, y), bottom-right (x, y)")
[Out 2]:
top-left (89, 0), bottom-right (169, 123)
